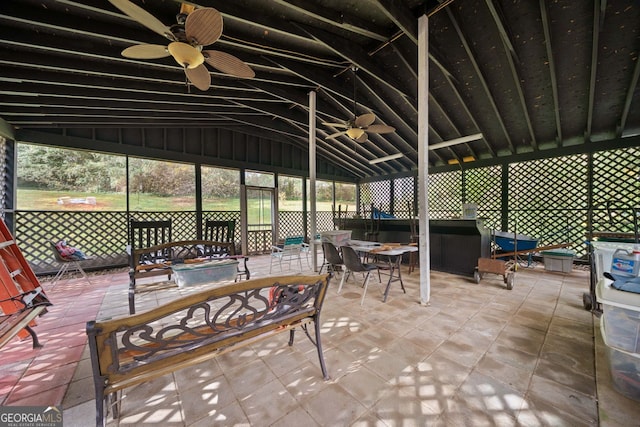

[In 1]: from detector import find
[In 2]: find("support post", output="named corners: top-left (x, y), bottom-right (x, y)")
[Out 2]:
top-left (418, 13), bottom-right (431, 305)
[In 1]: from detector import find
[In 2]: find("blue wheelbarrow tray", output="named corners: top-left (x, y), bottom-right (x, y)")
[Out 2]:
top-left (493, 230), bottom-right (538, 252)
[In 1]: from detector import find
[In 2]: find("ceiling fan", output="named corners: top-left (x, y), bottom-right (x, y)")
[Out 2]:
top-left (323, 67), bottom-right (395, 143)
top-left (108, 0), bottom-right (255, 91)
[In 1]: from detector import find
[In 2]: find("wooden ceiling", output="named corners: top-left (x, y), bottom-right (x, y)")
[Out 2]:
top-left (1, 0), bottom-right (639, 179)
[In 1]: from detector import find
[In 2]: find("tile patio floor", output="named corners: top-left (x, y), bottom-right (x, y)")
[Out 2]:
top-left (1, 254), bottom-right (640, 426)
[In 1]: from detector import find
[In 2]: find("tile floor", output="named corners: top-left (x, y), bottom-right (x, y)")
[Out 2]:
top-left (2, 255), bottom-right (640, 426)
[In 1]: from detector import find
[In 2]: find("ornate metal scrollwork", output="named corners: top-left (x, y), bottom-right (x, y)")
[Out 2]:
top-left (115, 280), bottom-right (322, 370)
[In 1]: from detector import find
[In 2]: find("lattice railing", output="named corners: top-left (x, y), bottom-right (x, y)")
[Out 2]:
top-left (16, 210), bottom-right (250, 274)
top-left (14, 146), bottom-right (640, 273)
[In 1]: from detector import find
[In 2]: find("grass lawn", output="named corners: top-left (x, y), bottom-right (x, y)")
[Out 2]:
top-left (16, 189), bottom-right (350, 212)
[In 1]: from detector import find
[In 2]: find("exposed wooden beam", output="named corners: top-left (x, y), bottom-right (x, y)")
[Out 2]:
top-left (484, 0), bottom-right (537, 151)
top-left (539, 0), bottom-right (563, 144)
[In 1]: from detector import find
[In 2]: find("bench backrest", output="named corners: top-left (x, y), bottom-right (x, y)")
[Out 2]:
top-left (281, 236), bottom-right (304, 255)
top-left (87, 274), bottom-right (330, 392)
top-left (130, 240), bottom-right (235, 269)
top-left (204, 220), bottom-right (236, 256)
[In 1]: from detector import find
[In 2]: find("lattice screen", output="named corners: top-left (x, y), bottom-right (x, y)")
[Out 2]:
top-left (427, 170), bottom-right (462, 219)
top-left (359, 180), bottom-right (391, 213)
top-left (465, 165), bottom-right (502, 230)
top-left (508, 155), bottom-right (588, 251)
top-left (592, 146), bottom-right (640, 234)
top-left (393, 176), bottom-right (414, 218)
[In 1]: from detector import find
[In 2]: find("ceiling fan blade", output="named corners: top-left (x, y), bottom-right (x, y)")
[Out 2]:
top-left (185, 8), bottom-right (223, 46)
top-left (365, 124), bottom-right (396, 134)
top-left (185, 64), bottom-right (211, 91)
top-left (108, 0), bottom-right (174, 40)
top-left (203, 51), bottom-right (255, 78)
top-left (121, 44), bottom-right (169, 59)
top-left (322, 122), bottom-right (349, 128)
top-left (354, 113), bottom-right (375, 128)
top-left (355, 133), bottom-right (368, 143)
top-left (326, 130), bottom-right (348, 139)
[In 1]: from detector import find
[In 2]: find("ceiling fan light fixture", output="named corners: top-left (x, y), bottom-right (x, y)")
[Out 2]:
top-left (462, 155), bottom-right (475, 163)
top-left (346, 128), bottom-right (365, 140)
top-left (168, 42), bottom-right (204, 69)
top-left (369, 153), bottom-right (403, 164)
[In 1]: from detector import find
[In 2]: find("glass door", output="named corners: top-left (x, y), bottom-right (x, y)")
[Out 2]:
top-left (245, 187), bottom-right (275, 253)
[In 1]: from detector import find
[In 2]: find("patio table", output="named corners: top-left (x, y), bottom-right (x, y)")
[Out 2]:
top-left (343, 241), bottom-right (418, 302)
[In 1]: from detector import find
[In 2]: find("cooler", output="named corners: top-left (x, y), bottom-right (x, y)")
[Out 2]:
top-left (172, 259), bottom-right (238, 288)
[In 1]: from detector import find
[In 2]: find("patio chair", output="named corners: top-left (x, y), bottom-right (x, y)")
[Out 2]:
top-left (49, 240), bottom-right (92, 288)
top-left (204, 219), bottom-right (250, 280)
top-left (128, 219), bottom-right (172, 314)
top-left (338, 245), bottom-right (382, 305)
top-left (319, 241), bottom-right (344, 275)
top-left (270, 236), bottom-right (304, 273)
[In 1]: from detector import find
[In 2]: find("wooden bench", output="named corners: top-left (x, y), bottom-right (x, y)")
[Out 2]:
top-left (87, 274), bottom-right (331, 427)
top-left (128, 239), bottom-right (236, 314)
top-left (0, 287), bottom-right (51, 350)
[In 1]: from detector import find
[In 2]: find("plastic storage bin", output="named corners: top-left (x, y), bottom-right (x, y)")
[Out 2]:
top-left (541, 249), bottom-right (575, 273)
top-left (601, 316), bottom-right (640, 401)
top-left (172, 259), bottom-right (238, 288)
top-left (596, 276), bottom-right (640, 354)
top-left (321, 230), bottom-right (352, 247)
top-left (591, 241), bottom-right (638, 281)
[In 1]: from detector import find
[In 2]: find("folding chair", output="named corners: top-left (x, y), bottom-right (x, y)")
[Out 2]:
top-left (270, 236), bottom-right (304, 273)
top-left (50, 241), bottom-right (92, 288)
top-left (319, 241), bottom-right (344, 276)
top-left (338, 245), bottom-right (381, 305)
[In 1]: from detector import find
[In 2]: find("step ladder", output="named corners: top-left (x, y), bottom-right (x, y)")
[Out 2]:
top-left (0, 219), bottom-right (51, 347)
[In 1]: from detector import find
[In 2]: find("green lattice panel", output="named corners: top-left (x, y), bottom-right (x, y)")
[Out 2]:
top-left (393, 176), bottom-right (415, 218)
top-left (466, 165), bottom-right (502, 229)
top-left (279, 211), bottom-right (304, 240)
top-left (359, 181), bottom-right (391, 213)
top-left (509, 156), bottom-right (588, 210)
top-left (16, 210), bottom-right (129, 274)
top-left (592, 147), bottom-right (640, 234)
top-left (428, 170), bottom-right (462, 219)
top-left (305, 211), bottom-right (335, 237)
top-left (508, 155), bottom-right (588, 255)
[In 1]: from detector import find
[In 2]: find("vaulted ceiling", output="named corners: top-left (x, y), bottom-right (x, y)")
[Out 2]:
top-left (1, 0), bottom-right (639, 179)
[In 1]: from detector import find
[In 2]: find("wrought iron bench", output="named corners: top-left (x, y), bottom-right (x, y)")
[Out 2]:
top-left (87, 273), bottom-right (331, 427)
top-left (128, 239), bottom-right (236, 314)
top-left (0, 288), bottom-right (51, 350)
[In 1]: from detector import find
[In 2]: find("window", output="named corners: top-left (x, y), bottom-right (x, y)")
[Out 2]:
top-left (202, 166), bottom-right (240, 210)
top-left (17, 143), bottom-right (126, 211)
top-left (128, 158), bottom-right (194, 211)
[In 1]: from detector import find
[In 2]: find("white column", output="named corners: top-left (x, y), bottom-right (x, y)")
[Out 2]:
top-left (418, 13), bottom-right (431, 304)
top-left (309, 90), bottom-right (318, 271)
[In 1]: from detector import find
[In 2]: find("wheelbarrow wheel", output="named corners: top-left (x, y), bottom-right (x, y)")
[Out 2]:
top-left (474, 270), bottom-right (481, 284)
top-left (506, 273), bottom-right (514, 290)
top-left (583, 292), bottom-right (593, 311)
